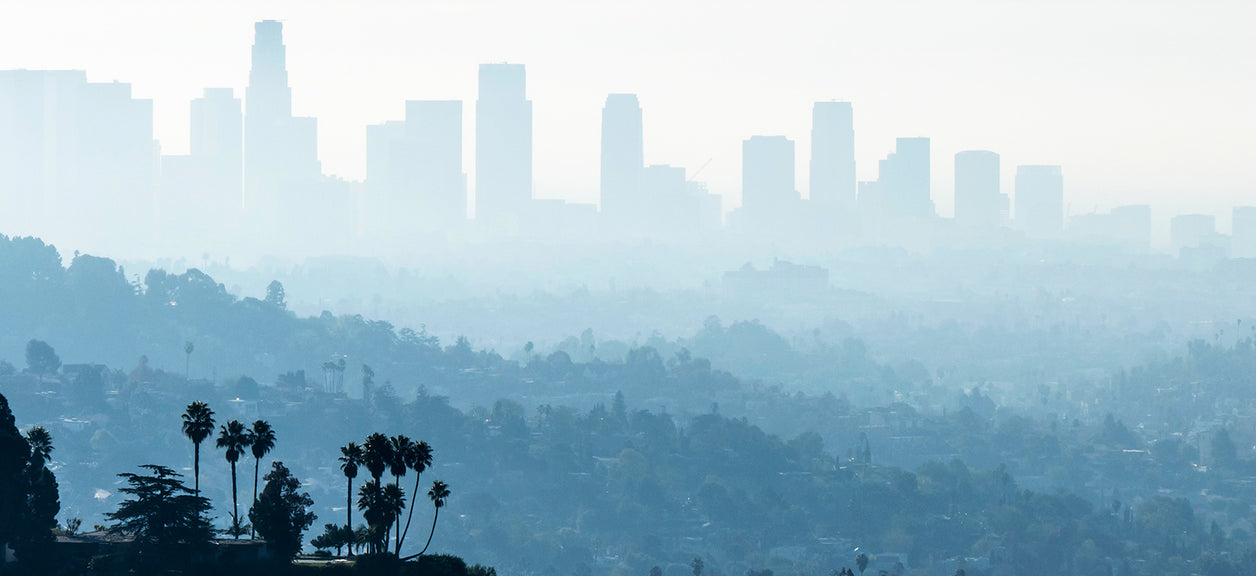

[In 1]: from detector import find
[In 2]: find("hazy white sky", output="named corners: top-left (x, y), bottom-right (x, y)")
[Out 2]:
top-left (1, 0), bottom-right (1253, 221)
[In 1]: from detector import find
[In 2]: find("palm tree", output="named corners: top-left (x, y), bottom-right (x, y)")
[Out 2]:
top-left (216, 419), bottom-right (253, 538)
top-left (417, 480), bottom-right (450, 557)
top-left (357, 480), bottom-right (405, 554)
top-left (397, 440), bottom-right (433, 553)
top-left (181, 401), bottom-right (215, 495)
top-left (247, 420), bottom-right (276, 538)
top-left (363, 432), bottom-right (392, 488)
top-left (339, 442), bottom-right (363, 555)
top-left (388, 435), bottom-right (413, 552)
top-left (25, 426), bottom-right (53, 465)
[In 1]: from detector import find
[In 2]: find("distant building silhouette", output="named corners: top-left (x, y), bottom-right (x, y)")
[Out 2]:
top-left (365, 101), bottom-right (467, 241)
top-left (1170, 213), bottom-right (1225, 256)
top-left (192, 88), bottom-right (244, 206)
top-left (740, 135), bottom-right (798, 233)
top-left (880, 137), bottom-right (932, 220)
top-left (1014, 165), bottom-right (1063, 238)
top-left (600, 94), bottom-right (644, 231)
top-left (408, 100), bottom-right (467, 232)
top-left (0, 70), bottom-right (156, 251)
top-left (475, 63), bottom-right (532, 232)
top-left (1232, 206), bottom-right (1256, 258)
top-left (244, 20), bottom-right (322, 232)
top-left (809, 101), bottom-right (855, 216)
top-left (954, 151), bottom-right (1001, 228)
top-left (1068, 204), bottom-right (1150, 252)
top-left (160, 88), bottom-right (243, 247)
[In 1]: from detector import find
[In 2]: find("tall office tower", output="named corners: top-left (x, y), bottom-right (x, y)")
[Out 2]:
top-left (0, 70), bottom-right (85, 236)
top-left (809, 101), bottom-right (855, 215)
top-left (191, 88), bottom-right (243, 216)
top-left (742, 135), bottom-right (798, 231)
top-left (0, 70), bottom-right (156, 250)
top-left (405, 100), bottom-right (466, 232)
top-left (600, 93), bottom-right (644, 229)
top-left (160, 88), bottom-right (242, 246)
top-left (476, 63), bottom-right (532, 230)
top-left (1233, 206), bottom-right (1256, 258)
top-left (1014, 165), bottom-right (1064, 238)
top-left (1170, 214), bottom-right (1221, 255)
top-left (365, 102), bottom-right (467, 240)
top-left (244, 20), bottom-right (320, 228)
top-left (875, 137), bottom-right (932, 220)
top-left (364, 120), bottom-right (406, 238)
top-left (954, 151), bottom-right (1000, 228)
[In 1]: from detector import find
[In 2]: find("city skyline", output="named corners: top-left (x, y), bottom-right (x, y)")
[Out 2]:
top-left (1, 0), bottom-right (1252, 230)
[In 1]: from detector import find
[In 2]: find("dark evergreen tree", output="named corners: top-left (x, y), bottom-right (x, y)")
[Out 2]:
top-left (249, 461), bottom-right (316, 560)
top-left (105, 465), bottom-right (212, 563)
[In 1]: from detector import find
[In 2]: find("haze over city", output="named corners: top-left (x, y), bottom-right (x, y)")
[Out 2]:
top-left (6, 4), bottom-right (1256, 576)
top-left (2, 0), bottom-right (1253, 235)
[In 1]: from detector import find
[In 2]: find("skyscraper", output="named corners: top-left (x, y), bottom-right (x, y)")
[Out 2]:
top-left (1170, 213), bottom-right (1222, 255)
top-left (0, 70), bottom-right (156, 250)
top-left (809, 101), bottom-right (855, 215)
top-left (1232, 206), bottom-right (1256, 258)
top-left (475, 63), bottom-right (532, 231)
top-left (1014, 165), bottom-right (1063, 238)
top-left (405, 100), bottom-right (466, 232)
top-left (244, 20), bottom-right (320, 226)
top-left (190, 88), bottom-right (242, 215)
top-left (161, 87), bottom-right (243, 246)
top-left (741, 135), bottom-right (798, 231)
top-left (882, 137), bottom-right (931, 219)
top-left (954, 150), bottom-right (1000, 228)
top-left (600, 93), bottom-right (644, 229)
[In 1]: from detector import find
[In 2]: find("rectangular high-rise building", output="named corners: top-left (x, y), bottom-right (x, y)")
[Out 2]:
top-left (954, 150), bottom-right (1000, 228)
top-left (364, 101), bottom-right (467, 240)
top-left (1170, 213), bottom-right (1221, 255)
top-left (0, 70), bottom-right (156, 250)
top-left (809, 101), bottom-right (855, 215)
top-left (1015, 165), bottom-right (1063, 238)
top-left (244, 19), bottom-right (320, 230)
top-left (475, 63), bottom-right (532, 230)
top-left (1233, 207), bottom-right (1256, 258)
top-left (879, 137), bottom-right (931, 219)
top-left (405, 100), bottom-right (466, 231)
top-left (190, 88), bottom-right (242, 214)
top-left (742, 135), bottom-right (798, 231)
top-left (600, 93), bottom-right (644, 229)
top-left (161, 87), bottom-right (243, 246)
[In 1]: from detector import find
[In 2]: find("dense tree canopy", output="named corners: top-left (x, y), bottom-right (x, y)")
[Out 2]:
top-left (249, 461), bottom-right (316, 560)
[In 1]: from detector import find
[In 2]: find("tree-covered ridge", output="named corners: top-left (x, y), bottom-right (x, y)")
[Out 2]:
top-left (9, 233), bottom-right (1256, 575)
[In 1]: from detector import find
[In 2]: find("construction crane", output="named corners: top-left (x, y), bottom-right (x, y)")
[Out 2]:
top-left (686, 158), bottom-right (713, 183)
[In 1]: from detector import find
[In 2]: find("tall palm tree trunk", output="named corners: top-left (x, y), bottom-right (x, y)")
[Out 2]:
top-left (193, 443), bottom-right (201, 495)
top-left (346, 476), bottom-right (354, 557)
top-left (398, 471), bottom-right (423, 552)
top-left (230, 462), bottom-right (239, 539)
top-left (418, 507), bottom-right (439, 556)
top-left (251, 458), bottom-right (260, 538)
top-left (394, 474), bottom-right (402, 553)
